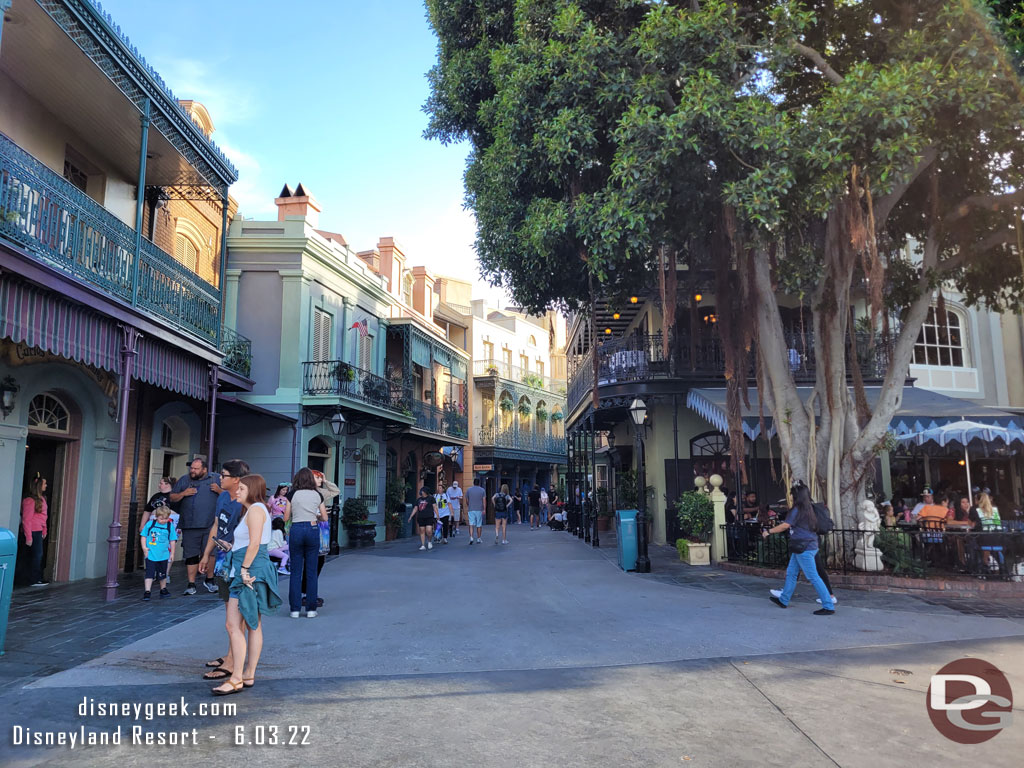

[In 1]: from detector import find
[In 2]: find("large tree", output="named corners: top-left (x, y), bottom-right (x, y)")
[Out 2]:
top-left (426, 0), bottom-right (1024, 524)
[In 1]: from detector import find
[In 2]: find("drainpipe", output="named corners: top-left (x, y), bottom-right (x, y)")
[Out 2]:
top-left (291, 420), bottom-right (299, 478)
top-left (217, 185), bottom-right (229, 348)
top-left (130, 99), bottom-right (151, 308)
top-left (105, 327), bottom-right (140, 601)
top-left (206, 366), bottom-right (219, 465)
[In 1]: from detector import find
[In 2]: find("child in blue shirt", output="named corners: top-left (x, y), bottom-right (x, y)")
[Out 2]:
top-left (141, 506), bottom-right (178, 601)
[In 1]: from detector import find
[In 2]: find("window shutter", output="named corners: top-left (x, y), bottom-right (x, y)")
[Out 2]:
top-left (313, 309), bottom-right (332, 361)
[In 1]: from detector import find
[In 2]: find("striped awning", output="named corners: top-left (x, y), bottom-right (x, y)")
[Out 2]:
top-left (1, 275), bottom-right (209, 401)
top-left (136, 337), bottom-right (209, 401)
top-left (0, 274), bottom-right (121, 372)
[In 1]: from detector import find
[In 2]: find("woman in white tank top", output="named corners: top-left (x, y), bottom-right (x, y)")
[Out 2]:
top-left (211, 474), bottom-right (281, 696)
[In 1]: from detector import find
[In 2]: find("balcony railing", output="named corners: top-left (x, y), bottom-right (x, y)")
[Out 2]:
top-left (477, 426), bottom-right (567, 457)
top-left (220, 326), bottom-right (253, 378)
top-left (411, 400), bottom-right (468, 439)
top-left (0, 132), bottom-right (220, 344)
top-left (473, 359), bottom-right (566, 395)
top-left (568, 330), bottom-right (893, 412)
top-left (303, 360), bottom-right (408, 414)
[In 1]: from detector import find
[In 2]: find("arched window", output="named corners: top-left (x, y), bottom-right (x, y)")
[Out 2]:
top-left (517, 395), bottom-right (532, 432)
top-left (307, 436), bottom-right (332, 474)
top-left (535, 400), bottom-right (548, 434)
top-left (174, 232), bottom-right (199, 272)
top-left (498, 391), bottom-right (515, 431)
top-left (528, 335), bottom-right (537, 346)
top-left (690, 432), bottom-right (729, 457)
top-left (913, 307), bottom-right (967, 367)
top-left (27, 393), bottom-right (70, 433)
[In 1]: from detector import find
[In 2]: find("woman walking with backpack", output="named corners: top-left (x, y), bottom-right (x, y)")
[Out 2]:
top-left (763, 482), bottom-right (835, 615)
top-left (492, 483), bottom-right (512, 545)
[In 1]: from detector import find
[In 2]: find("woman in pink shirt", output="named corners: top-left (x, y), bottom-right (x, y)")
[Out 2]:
top-left (21, 476), bottom-right (49, 586)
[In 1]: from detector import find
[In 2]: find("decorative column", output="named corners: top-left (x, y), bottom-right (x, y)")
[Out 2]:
top-left (105, 326), bottom-right (141, 601)
top-left (206, 365), bottom-right (220, 465)
top-left (591, 417), bottom-right (599, 548)
top-left (340, 297), bottom-right (353, 365)
top-left (376, 317), bottom-right (390, 375)
top-left (130, 99), bottom-right (151, 308)
top-left (710, 474), bottom-right (727, 564)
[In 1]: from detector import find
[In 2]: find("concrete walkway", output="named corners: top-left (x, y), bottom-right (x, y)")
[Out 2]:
top-left (2, 527), bottom-right (1022, 767)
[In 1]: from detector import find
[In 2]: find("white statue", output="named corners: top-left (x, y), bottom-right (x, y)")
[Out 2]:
top-left (854, 499), bottom-right (884, 572)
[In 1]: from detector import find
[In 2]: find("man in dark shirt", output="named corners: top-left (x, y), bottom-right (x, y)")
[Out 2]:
top-left (528, 485), bottom-right (542, 529)
top-left (170, 458), bottom-right (221, 595)
top-left (741, 491), bottom-right (759, 521)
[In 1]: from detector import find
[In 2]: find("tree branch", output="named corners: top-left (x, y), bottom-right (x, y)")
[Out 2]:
top-left (872, 146), bottom-right (938, 228)
top-left (944, 190), bottom-right (1024, 226)
top-left (792, 42), bottom-right (844, 85)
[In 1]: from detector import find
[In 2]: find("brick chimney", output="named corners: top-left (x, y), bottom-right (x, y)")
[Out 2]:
top-left (275, 183), bottom-right (321, 227)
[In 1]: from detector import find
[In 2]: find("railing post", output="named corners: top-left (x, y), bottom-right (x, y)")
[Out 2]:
top-left (130, 98), bottom-right (151, 308)
top-left (710, 474), bottom-right (727, 564)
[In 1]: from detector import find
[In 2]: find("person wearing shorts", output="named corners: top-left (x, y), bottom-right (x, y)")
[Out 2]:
top-left (465, 478), bottom-right (486, 544)
top-left (409, 487), bottom-right (438, 551)
top-left (492, 484), bottom-right (512, 545)
top-left (528, 485), bottom-right (542, 529)
top-left (170, 458), bottom-right (221, 595)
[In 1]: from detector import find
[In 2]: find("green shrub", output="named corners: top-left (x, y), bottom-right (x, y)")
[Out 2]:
top-left (676, 538), bottom-right (689, 560)
top-left (675, 491), bottom-right (714, 543)
top-left (342, 496), bottom-right (370, 525)
top-left (875, 531), bottom-right (928, 577)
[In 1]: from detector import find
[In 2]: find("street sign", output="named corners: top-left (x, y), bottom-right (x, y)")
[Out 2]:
top-left (473, 464), bottom-right (493, 472)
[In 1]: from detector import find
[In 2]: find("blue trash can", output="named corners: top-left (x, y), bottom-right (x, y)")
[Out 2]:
top-left (616, 510), bottom-right (638, 572)
top-left (0, 528), bottom-right (17, 655)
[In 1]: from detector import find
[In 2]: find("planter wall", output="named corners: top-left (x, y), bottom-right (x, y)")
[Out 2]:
top-left (685, 543), bottom-right (711, 566)
top-left (597, 516), bottom-right (611, 531)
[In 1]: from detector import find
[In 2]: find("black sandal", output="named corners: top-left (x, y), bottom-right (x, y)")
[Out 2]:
top-left (204, 657), bottom-right (225, 668)
top-left (203, 667), bottom-right (231, 680)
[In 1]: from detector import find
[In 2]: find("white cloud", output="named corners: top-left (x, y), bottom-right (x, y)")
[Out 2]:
top-left (216, 138), bottom-right (275, 220)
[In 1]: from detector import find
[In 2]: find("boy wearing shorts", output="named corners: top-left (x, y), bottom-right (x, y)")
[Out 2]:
top-left (141, 506), bottom-right (178, 601)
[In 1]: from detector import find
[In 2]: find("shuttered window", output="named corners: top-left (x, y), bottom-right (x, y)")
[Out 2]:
top-left (313, 308), bottom-right (332, 361)
top-left (174, 234), bottom-right (199, 271)
top-left (359, 334), bottom-right (373, 371)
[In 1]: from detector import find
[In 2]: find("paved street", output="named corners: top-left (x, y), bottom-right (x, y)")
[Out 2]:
top-left (2, 527), bottom-right (1023, 767)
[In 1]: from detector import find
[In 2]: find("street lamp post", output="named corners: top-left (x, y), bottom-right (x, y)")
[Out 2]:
top-left (567, 437), bottom-right (576, 535)
top-left (329, 410), bottom-right (345, 555)
top-left (630, 397), bottom-right (651, 573)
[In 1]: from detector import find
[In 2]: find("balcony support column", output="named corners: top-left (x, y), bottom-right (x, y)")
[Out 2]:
top-left (377, 317), bottom-right (389, 376)
top-left (130, 98), bottom-right (151, 308)
top-left (591, 415), bottom-right (599, 548)
top-left (206, 365), bottom-right (219, 465)
top-left (216, 185), bottom-right (229, 347)
top-left (105, 326), bottom-right (140, 602)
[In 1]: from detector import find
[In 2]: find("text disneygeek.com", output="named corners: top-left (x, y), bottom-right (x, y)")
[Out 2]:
top-left (9, 696), bottom-right (243, 749)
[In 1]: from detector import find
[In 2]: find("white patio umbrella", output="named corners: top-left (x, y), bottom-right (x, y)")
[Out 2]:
top-left (896, 419), bottom-right (1024, 495)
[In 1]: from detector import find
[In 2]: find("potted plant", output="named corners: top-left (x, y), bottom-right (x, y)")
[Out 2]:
top-left (384, 477), bottom-right (409, 540)
top-left (333, 361), bottom-right (357, 383)
top-left (675, 491), bottom-right (714, 565)
top-left (485, 363), bottom-right (499, 376)
top-left (342, 497), bottom-right (377, 548)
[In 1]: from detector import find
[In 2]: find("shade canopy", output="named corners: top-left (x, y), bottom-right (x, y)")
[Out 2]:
top-left (686, 386), bottom-right (1019, 442)
top-left (895, 420), bottom-right (1024, 448)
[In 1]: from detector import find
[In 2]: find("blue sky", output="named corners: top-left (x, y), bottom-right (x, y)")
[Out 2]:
top-left (99, 0), bottom-right (499, 301)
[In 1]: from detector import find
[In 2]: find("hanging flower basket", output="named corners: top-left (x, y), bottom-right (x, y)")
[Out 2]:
top-left (550, 411), bottom-right (564, 422)
top-left (517, 402), bottom-right (532, 417)
top-left (499, 399), bottom-right (515, 413)
top-left (536, 408), bottom-right (549, 421)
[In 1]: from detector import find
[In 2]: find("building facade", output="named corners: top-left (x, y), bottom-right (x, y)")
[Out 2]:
top-left (0, 0), bottom-right (251, 585)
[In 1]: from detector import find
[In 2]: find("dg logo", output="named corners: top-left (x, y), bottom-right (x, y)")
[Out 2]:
top-left (927, 658), bottom-right (1013, 744)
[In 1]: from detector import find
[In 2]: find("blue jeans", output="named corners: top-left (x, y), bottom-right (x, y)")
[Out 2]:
top-left (30, 531), bottom-right (45, 583)
top-left (780, 549), bottom-right (834, 610)
top-left (288, 523), bottom-right (320, 612)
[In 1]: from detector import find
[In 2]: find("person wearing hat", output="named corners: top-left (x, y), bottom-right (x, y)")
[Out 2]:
top-left (910, 487), bottom-right (933, 520)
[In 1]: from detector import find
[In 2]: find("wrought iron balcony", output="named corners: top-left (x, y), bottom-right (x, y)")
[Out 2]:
top-left (220, 326), bottom-right (252, 378)
top-left (303, 360), bottom-right (408, 415)
top-left (477, 426), bottom-right (567, 458)
top-left (473, 359), bottom-right (567, 395)
top-left (567, 330), bottom-right (893, 414)
top-left (0, 132), bottom-right (220, 344)
top-left (411, 400), bottom-right (468, 440)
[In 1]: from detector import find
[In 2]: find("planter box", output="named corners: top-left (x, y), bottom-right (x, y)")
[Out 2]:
top-left (597, 516), bottom-right (611, 531)
top-left (345, 523), bottom-right (377, 548)
top-left (685, 542), bottom-right (711, 566)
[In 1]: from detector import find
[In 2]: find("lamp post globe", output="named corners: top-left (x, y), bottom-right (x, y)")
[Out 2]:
top-left (329, 411), bottom-right (345, 437)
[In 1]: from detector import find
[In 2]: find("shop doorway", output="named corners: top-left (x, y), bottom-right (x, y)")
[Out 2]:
top-left (19, 392), bottom-right (80, 584)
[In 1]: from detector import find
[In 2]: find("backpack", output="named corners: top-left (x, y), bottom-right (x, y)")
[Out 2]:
top-left (494, 494), bottom-right (508, 513)
top-left (813, 503), bottom-right (834, 534)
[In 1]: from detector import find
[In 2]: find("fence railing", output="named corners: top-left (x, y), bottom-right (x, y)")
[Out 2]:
top-left (0, 132), bottom-right (221, 344)
top-left (474, 359), bottom-right (566, 394)
top-left (477, 426), bottom-right (567, 457)
top-left (721, 523), bottom-right (1024, 581)
top-left (302, 360), bottom-right (408, 414)
top-left (568, 330), bottom-right (894, 413)
top-left (411, 400), bottom-right (468, 439)
top-left (220, 326), bottom-right (253, 378)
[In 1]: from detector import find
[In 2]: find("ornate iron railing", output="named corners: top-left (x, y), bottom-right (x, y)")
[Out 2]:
top-left (567, 330), bottom-right (893, 413)
top-left (721, 523), bottom-right (1024, 581)
top-left (474, 359), bottom-right (566, 394)
top-left (411, 399), bottom-right (468, 439)
top-left (477, 426), bottom-right (567, 457)
top-left (220, 326), bottom-right (252, 378)
top-left (303, 360), bottom-right (408, 414)
top-left (0, 132), bottom-right (221, 344)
